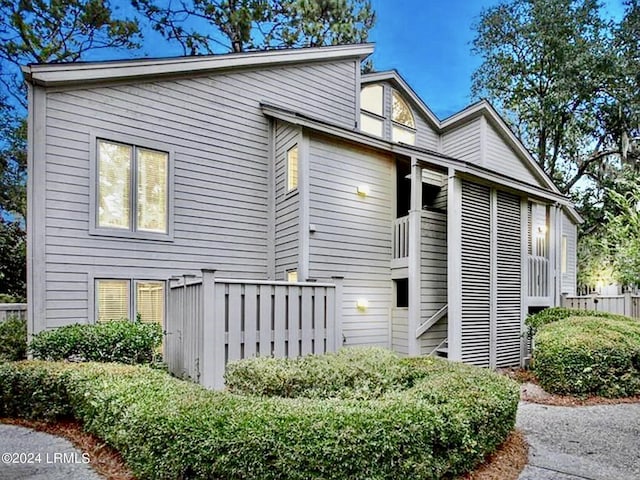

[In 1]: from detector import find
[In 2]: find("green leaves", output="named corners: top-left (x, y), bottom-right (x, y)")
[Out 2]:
top-left (29, 319), bottom-right (163, 364)
top-left (0, 351), bottom-right (518, 479)
top-left (132, 0), bottom-right (375, 55)
top-left (532, 312), bottom-right (640, 397)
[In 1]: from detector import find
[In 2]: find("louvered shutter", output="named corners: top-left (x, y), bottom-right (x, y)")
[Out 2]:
top-left (460, 181), bottom-right (491, 366)
top-left (496, 191), bottom-right (522, 367)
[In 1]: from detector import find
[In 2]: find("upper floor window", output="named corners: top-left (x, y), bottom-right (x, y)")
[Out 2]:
top-left (392, 91), bottom-right (416, 145)
top-left (360, 84), bottom-right (384, 137)
top-left (97, 139), bottom-right (169, 236)
top-left (359, 84), bottom-right (416, 145)
top-left (287, 145), bottom-right (299, 192)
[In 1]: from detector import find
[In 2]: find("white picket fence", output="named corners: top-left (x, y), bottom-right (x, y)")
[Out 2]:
top-left (166, 270), bottom-right (343, 389)
top-left (561, 293), bottom-right (640, 319)
top-left (0, 303), bottom-right (27, 322)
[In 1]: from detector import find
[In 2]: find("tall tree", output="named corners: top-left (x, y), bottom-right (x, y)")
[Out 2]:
top-left (132, 0), bottom-right (375, 55)
top-left (471, 0), bottom-right (622, 193)
top-left (0, 0), bottom-right (142, 298)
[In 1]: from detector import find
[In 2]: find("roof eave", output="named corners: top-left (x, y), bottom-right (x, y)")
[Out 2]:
top-left (23, 43), bottom-right (375, 87)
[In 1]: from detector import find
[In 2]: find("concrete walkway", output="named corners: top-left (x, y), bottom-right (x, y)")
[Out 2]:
top-left (0, 424), bottom-right (102, 480)
top-left (517, 402), bottom-right (640, 480)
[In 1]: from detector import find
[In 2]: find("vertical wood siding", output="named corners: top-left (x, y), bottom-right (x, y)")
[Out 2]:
top-left (40, 59), bottom-right (357, 328)
top-left (441, 119), bottom-right (482, 163)
top-left (484, 122), bottom-right (542, 186)
top-left (460, 181), bottom-right (491, 365)
top-left (307, 135), bottom-right (393, 346)
top-left (419, 211), bottom-right (448, 354)
top-left (496, 191), bottom-right (522, 367)
top-left (561, 210), bottom-right (577, 295)
top-left (166, 276), bottom-right (339, 389)
top-left (274, 122), bottom-right (300, 279)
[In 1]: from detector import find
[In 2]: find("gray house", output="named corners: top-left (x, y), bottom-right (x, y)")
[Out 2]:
top-left (23, 44), bottom-right (580, 387)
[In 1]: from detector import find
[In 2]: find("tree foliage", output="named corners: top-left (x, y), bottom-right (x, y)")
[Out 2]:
top-left (131, 0), bottom-right (375, 54)
top-left (472, 0), bottom-right (640, 289)
top-left (472, 0), bottom-right (624, 193)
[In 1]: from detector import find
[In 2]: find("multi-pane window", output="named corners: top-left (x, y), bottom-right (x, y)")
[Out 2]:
top-left (287, 270), bottom-right (298, 282)
top-left (96, 279), bottom-right (165, 325)
top-left (360, 84), bottom-right (384, 137)
top-left (97, 140), bottom-right (168, 234)
top-left (359, 85), bottom-right (416, 145)
top-left (287, 145), bottom-right (299, 192)
top-left (391, 91), bottom-right (416, 145)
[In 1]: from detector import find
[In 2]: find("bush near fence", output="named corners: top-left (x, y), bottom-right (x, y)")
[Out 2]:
top-left (530, 308), bottom-right (640, 397)
top-left (0, 348), bottom-right (519, 480)
top-left (0, 316), bottom-right (27, 361)
top-left (29, 320), bottom-right (162, 364)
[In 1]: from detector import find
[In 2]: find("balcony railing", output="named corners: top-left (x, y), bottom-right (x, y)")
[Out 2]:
top-left (528, 255), bottom-right (549, 298)
top-left (393, 215), bottom-right (410, 259)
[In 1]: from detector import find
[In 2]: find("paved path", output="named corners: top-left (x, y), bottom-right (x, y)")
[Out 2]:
top-left (0, 424), bottom-right (101, 480)
top-left (517, 402), bottom-right (640, 480)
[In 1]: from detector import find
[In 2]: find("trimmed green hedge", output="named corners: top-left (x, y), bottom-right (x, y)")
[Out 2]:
top-left (0, 348), bottom-right (519, 480)
top-left (525, 306), bottom-right (631, 335)
top-left (0, 317), bottom-right (27, 362)
top-left (29, 320), bottom-right (162, 364)
top-left (533, 315), bottom-right (640, 397)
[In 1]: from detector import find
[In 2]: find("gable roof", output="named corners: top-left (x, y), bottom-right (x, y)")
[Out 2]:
top-left (361, 70), bottom-right (440, 129)
top-left (362, 70), bottom-right (582, 223)
top-left (22, 43), bottom-right (374, 87)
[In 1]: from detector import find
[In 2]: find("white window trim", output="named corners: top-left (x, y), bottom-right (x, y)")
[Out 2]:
top-left (89, 131), bottom-right (175, 242)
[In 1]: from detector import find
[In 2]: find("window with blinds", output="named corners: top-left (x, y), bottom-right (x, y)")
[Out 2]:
top-left (135, 281), bottom-right (165, 325)
top-left (97, 139), bottom-right (169, 235)
top-left (287, 145), bottom-right (299, 192)
top-left (96, 280), bottom-right (130, 322)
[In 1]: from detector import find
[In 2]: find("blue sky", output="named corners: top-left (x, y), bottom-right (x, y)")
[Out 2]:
top-left (367, 0), bottom-right (627, 119)
top-left (108, 0), bottom-right (627, 119)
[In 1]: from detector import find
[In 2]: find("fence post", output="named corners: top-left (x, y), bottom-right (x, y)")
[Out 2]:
top-left (624, 292), bottom-right (632, 317)
top-left (331, 276), bottom-right (344, 351)
top-left (201, 269), bottom-right (225, 390)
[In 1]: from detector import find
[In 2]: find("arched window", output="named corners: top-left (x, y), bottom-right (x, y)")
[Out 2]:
top-left (391, 91), bottom-right (415, 145)
top-left (358, 84), bottom-right (417, 145)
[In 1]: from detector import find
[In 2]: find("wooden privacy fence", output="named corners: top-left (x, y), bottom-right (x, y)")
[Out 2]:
top-left (166, 270), bottom-right (343, 390)
top-left (562, 293), bottom-right (640, 319)
top-left (0, 303), bottom-right (27, 322)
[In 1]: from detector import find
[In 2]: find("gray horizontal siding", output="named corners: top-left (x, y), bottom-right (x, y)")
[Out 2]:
top-left (561, 211), bottom-right (577, 295)
top-left (484, 121), bottom-right (542, 186)
top-left (307, 135), bottom-right (393, 347)
top-left (420, 211), bottom-right (448, 354)
top-left (41, 59), bottom-right (357, 328)
top-left (391, 308), bottom-right (408, 356)
top-left (441, 118), bottom-right (482, 163)
top-left (274, 122), bottom-right (300, 279)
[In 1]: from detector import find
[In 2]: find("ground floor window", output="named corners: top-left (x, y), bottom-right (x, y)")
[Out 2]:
top-left (96, 279), bottom-right (165, 325)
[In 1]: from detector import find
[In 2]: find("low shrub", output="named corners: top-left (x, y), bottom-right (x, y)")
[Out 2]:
top-left (0, 316), bottom-right (27, 361)
top-left (533, 316), bottom-right (640, 397)
top-left (0, 349), bottom-right (519, 480)
top-left (525, 306), bottom-right (631, 335)
top-left (29, 320), bottom-right (162, 364)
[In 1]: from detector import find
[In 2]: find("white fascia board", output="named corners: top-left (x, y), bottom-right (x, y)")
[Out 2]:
top-left (22, 43), bottom-right (375, 87)
top-left (361, 70), bottom-right (441, 129)
top-left (442, 100), bottom-right (561, 194)
top-left (261, 103), bottom-right (573, 207)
